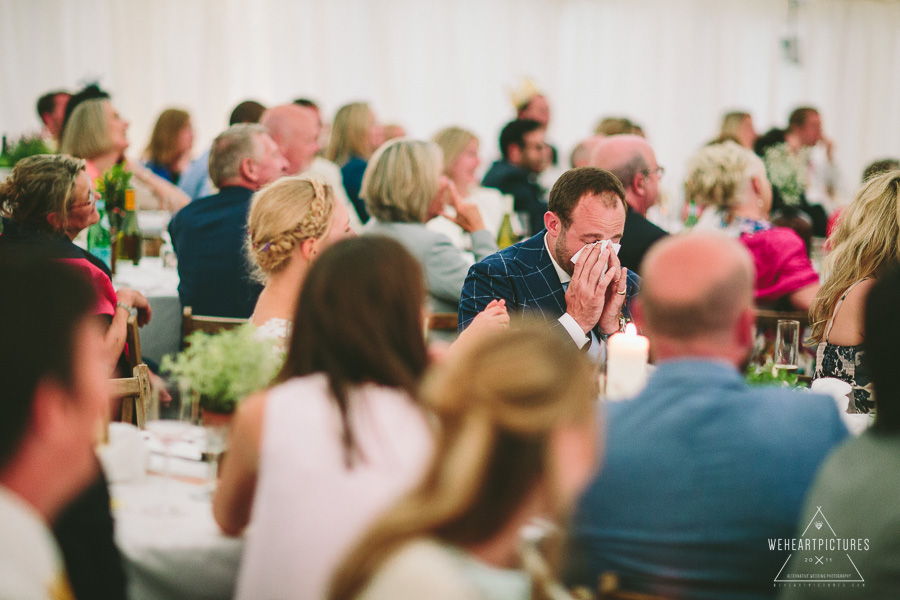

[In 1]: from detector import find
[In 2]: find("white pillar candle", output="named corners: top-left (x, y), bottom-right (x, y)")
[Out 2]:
top-left (605, 323), bottom-right (650, 400)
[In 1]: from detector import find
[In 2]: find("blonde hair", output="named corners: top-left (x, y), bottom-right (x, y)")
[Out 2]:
top-left (809, 171), bottom-right (900, 343)
top-left (432, 127), bottom-right (477, 173)
top-left (324, 102), bottom-right (372, 165)
top-left (144, 108), bottom-right (191, 167)
top-left (720, 111), bottom-right (750, 142)
top-left (684, 141), bottom-right (766, 213)
top-left (246, 175), bottom-right (336, 281)
top-left (328, 324), bottom-right (597, 600)
top-left (0, 154), bottom-right (86, 234)
top-left (58, 99), bottom-right (114, 160)
top-left (361, 139), bottom-right (442, 224)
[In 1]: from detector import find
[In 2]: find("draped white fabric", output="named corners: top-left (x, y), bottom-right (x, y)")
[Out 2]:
top-left (2, 0), bottom-right (898, 208)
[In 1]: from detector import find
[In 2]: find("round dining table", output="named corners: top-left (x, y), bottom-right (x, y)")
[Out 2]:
top-left (103, 425), bottom-right (243, 599)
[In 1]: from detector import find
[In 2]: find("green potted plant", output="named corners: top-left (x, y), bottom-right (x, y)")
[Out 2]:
top-left (161, 326), bottom-right (283, 425)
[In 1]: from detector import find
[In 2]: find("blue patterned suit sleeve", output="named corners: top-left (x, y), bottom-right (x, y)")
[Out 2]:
top-left (458, 257), bottom-right (515, 332)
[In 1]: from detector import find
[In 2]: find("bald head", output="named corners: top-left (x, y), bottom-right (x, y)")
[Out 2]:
top-left (591, 134), bottom-right (659, 215)
top-left (260, 104), bottom-right (320, 175)
top-left (639, 232), bottom-right (754, 359)
top-left (570, 134), bottom-right (605, 168)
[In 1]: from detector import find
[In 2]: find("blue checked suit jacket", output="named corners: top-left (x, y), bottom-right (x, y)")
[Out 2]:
top-left (458, 230), bottom-right (640, 333)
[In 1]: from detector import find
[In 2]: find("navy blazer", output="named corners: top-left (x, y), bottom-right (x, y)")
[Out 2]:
top-left (458, 230), bottom-right (640, 333)
top-left (168, 185), bottom-right (263, 319)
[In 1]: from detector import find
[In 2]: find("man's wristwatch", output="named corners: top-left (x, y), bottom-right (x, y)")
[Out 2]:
top-left (116, 301), bottom-right (138, 318)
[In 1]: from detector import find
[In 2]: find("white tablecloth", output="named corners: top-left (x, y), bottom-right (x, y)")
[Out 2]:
top-left (107, 427), bottom-right (242, 600)
top-left (113, 257), bottom-right (181, 364)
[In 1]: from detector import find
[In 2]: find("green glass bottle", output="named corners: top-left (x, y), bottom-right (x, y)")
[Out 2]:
top-left (116, 189), bottom-right (142, 265)
top-left (87, 200), bottom-right (112, 269)
top-left (497, 213), bottom-right (517, 249)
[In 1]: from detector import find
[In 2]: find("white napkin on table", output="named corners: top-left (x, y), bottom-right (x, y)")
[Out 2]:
top-left (99, 423), bottom-right (150, 483)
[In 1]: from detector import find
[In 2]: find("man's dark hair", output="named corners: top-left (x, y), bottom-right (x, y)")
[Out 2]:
top-left (865, 265), bottom-right (900, 435)
top-left (60, 84), bottom-right (110, 142)
top-left (548, 167), bottom-right (625, 228)
top-left (788, 107), bottom-right (818, 131)
top-left (293, 98), bottom-right (319, 110)
top-left (229, 100), bottom-right (266, 126)
top-left (36, 90), bottom-right (68, 119)
top-left (0, 258), bottom-right (95, 469)
top-left (862, 158), bottom-right (900, 183)
top-left (499, 119), bottom-right (542, 161)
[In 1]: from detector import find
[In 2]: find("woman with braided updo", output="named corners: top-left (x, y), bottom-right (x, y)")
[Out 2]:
top-left (246, 175), bottom-right (354, 343)
top-left (686, 141), bottom-right (819, 310)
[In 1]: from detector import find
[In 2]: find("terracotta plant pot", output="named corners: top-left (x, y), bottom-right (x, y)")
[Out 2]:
top-left (200, 409), bottom-right (234, 429)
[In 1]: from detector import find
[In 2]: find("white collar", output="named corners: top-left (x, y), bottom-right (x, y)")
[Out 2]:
top-left (543, 232), bottom-right (571, 285)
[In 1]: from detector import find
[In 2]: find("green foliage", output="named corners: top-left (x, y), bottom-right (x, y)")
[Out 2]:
top-left (95, 163), bottom-right (133, 231)
top-left (1, 134), bottom-right (53, 167)
top-left (745, 361), bottom-right (801, 388)
top-left (161, 325), bottom-right (283, 414)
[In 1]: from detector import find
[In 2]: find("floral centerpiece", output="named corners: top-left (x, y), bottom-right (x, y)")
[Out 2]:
top-left (95, 163), bottom-right (133, 233)
top-left (745, 360), bottom-right (801, 388)
top-left (161, 325), bottom-right (283, 417)
top-left (762, 143), bottom-right (808, 207)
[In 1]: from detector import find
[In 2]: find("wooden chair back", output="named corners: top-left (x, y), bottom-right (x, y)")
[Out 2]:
top-left (181, 306), bottom-right (247, 347)
top-left (754, 309), bottom-right (809, 331)
top-left (112, 363), bottom-right (152, 429)
top-left (427, 312), bottom-right (458, 332)
top-left (124, 314), bottom-right (142, 369)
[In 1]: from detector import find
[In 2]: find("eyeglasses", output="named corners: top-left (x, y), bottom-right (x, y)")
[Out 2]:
top-left (642, 166), bottom-right (665, 177)
top-left (69, 186), bottom-right (97, 210)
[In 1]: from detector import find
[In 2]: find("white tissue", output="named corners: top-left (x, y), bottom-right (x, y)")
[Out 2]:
top-left (570, 240), bottom-right (622, 265)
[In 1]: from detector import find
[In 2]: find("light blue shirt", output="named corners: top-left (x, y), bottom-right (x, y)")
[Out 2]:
top-left (177, 147), bottom-right (214, 200)
top-left (569, 359), bottom-right (849, 599)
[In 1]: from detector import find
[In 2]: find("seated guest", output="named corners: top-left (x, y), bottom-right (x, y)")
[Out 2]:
top-left (324, 102), bottom-right (384, 223)
top-left (482, 119), bottom-right (548, 236)
top-left (328, 324), bottom-right (599, 600)
top-left (0, 260), bottom-right (120, 599)
top-left (594, 116), bottom-right (643, 137)
top-left (591, 135), bottom-right (668, 274)
top-left (214, 236), bottom-right (435, 600)
top-left (246, 175), bottom-right (354, 344)
top-left (460, 167), bottom-right (639, 356)
top-left (809, 170), bottom-right (900, 413)
top-left (260, 104), bottom-right (321, 177)
top-left (179, 100), bottom-right (267, 200)
top-left (427, 127), bottom-right (512, 250)
top-left (568, 232), bottom-right (848, 599)
top-left (782, 266), bottom-right (900, 600)
top-left (570, 134), bottom-right (605, 169)
top-left (688, 141), bottom-right (820, 310)
top-left (715, 111), bottom-right (758, 148)
top-left (36, 89), bottom-right (70, 142)
top-left (168, 124), bottom-right (288, 318)
top-left (292, 98), bottom-right (363, 231)
top-left (0, 154), bottom-right (150, 371)
top-left (363, 139), bottom-right (497, 314)
top-left (142, 108), bottom-right (194, 184)
top-left (59, 85), bottom-right (190, 212)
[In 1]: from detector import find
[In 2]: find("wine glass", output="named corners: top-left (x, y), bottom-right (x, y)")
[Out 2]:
top-left (194, 422), bottom-right (228, 499)
top-left (145, 381), bottom-right (195, 516)
top-left (774, 319), bottom-right (800, 374)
